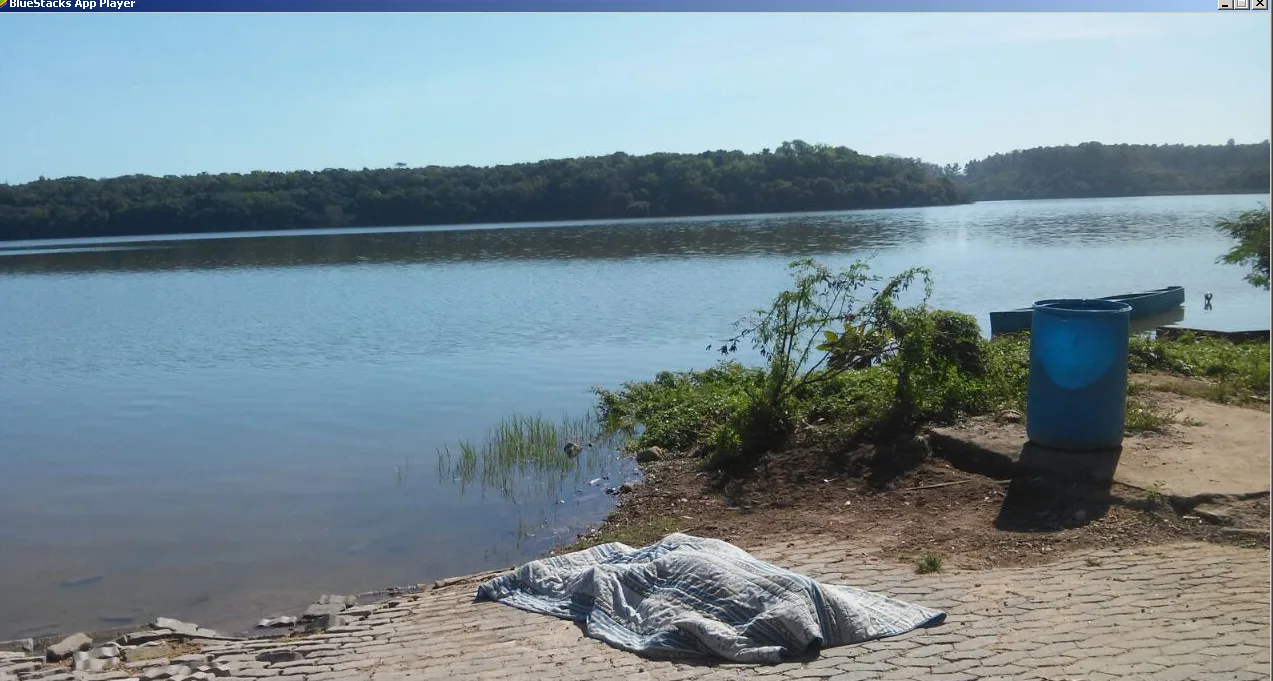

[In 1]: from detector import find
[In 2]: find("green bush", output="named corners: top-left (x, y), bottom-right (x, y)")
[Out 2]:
top-left (880, 307), bottom-right (1031, 428)
top-left (593, 362), bottom-right (765, 456)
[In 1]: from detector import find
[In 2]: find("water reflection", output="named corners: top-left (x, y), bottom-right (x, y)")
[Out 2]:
top-left (1, 195), bottom-right (1255, 276)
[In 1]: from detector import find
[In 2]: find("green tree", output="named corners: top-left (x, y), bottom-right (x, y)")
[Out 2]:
top-left (1216, 206), bottom-right (1271, 289)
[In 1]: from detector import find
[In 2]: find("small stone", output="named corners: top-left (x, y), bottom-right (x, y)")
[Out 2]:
top-left (635, 446), bottom-right (664, 463)
top-left (45, 633), bottom-right (93, 661)
top-left (563, 441), bottom-right (582, 456)
top-left (92, 644), bottom-right (122, 659)
top-left (254, 616), bottom-right (297, 629)
top-left (619, 482), bottom-right (635, 494)
top-left (253, 649), bottom-right (302, 664)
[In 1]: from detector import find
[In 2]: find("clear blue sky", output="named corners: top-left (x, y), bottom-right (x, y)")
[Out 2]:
top-left (0, 13), bottom-right (1268, 183)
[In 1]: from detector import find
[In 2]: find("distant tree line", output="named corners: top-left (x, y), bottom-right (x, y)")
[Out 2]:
top-left (0, 141), bottom-right (963, 241)
top-left (951, 140), bottom-right (1270, 201)
top-left (2, 140), bottom-right (1268, 242)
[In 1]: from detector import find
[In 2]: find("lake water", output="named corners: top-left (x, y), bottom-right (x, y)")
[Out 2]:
top-left (0, 194), bottom-right (1268, 640)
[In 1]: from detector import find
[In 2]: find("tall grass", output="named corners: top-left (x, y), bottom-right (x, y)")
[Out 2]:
top-left (437, 412), bottom-right (627, 505)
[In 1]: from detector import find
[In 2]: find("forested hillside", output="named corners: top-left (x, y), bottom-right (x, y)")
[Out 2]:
top-left (0, 141), bottom-right (963, 241)
top-left (3, 140), bottom-right (1266, 242)
top-left (954, 140), bottom-right (1270, 201)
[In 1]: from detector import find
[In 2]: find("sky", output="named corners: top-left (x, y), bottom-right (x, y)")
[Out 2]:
top-left (0, 13), bottom-right (1269, 183)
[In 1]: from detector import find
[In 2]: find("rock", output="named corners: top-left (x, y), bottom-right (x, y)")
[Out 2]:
top-left (151, 618), bottom-right (226, 640)
top-left (619, 482), bottom-right (635, 494)
top-left (140, 664), bottom-right (189, 680)
top-left (255, 616), bottom-right (297, 629)
top-left (1193, 502), bottom-right (1233, 525)
top-left (45, 633), bottom-right (93, 661)
top-left (74, 656), bottom-right (117, 673)
top-left (253, 649), bottom-right (303, 664)
top-left (303, 613), bottom-right (353, 632)
top-left (122, 644), bottom-right (172, 663)
top-left (635, 446), bottom-right (664, 463)
top-left (999, 410), bottom-right (1024, 424)
top-left (0, 639), bottom-right (34, 654)
top-left (118, 630), bottom-right (173, 647)
top-left (0, 659), bottom-right (40, 674)
top-left (20, 671), bottom-right (74, 681)
top-left (303, 594), bottom-right (354, 619)
top-left (92, 644), bottom-right (122, 659)
top-left (73, 651), bottom-right (93, 670)
top-left (563, 441), bottom-right (582, 456)
top-left (302, 602), bottom-right (343, 619)
top-left (171, 655), bottom-right (208, 668)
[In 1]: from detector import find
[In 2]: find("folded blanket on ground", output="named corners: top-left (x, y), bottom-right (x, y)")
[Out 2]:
top-left (475, 533), bottom-right (946, 663)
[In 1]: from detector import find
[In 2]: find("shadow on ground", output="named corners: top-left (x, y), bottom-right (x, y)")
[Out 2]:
top-left (995, 443), bottom-right (1122, 531)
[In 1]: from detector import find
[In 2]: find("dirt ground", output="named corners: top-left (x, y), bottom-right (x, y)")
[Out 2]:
top-left (570, 376), bottom-right (1270, 570)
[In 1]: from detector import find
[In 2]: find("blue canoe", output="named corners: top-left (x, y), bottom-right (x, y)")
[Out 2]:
top-left (989, 286), bottom-right (1186, 336)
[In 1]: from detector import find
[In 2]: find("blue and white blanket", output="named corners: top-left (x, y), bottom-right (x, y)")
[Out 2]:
top-left (475, 533), bottom-right (946, 663)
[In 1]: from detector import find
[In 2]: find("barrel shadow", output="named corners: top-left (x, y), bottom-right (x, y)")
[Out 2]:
top-left (994, 442), bottom-right (1122, 531)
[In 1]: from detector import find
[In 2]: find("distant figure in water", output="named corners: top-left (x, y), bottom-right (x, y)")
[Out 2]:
top-left (1204, 292), bottom-right (1213, 311)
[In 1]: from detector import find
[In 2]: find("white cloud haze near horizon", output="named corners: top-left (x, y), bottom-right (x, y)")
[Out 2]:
top-left (0, 12), bottom-right (1269, 182)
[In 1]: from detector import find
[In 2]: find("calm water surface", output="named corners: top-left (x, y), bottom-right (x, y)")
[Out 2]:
top-left (0, 194), bottom-right (1268, 639)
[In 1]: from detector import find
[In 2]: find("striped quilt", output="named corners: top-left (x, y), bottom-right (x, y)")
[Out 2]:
top-left (475, 533), bottom-right (946, 663)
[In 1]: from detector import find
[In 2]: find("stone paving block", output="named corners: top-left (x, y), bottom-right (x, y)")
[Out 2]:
top-left (98, 540), bottom-right (1270, 681)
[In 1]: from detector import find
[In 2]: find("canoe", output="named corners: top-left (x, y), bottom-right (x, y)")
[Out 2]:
top-left (989, 286), bottom-right (1185, 336)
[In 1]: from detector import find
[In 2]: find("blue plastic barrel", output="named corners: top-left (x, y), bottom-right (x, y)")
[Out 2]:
top-left (1026, 299), bottom-right (1132, 450)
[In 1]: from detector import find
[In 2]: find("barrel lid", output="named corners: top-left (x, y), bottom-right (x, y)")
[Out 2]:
top-left (1032, 299), bottom-right (1133, 315)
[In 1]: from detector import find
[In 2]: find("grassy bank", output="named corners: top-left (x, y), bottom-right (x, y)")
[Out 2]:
top-left (593, 259), bottom-right (1270, 475)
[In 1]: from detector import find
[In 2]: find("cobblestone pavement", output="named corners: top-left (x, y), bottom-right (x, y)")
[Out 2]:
top-left (196, 540), bottom-right (1270, 681)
